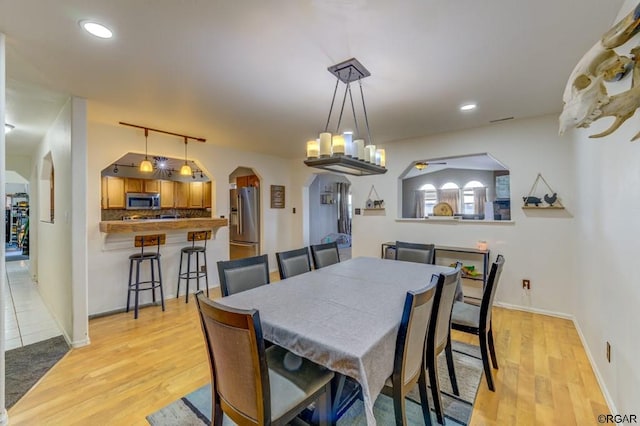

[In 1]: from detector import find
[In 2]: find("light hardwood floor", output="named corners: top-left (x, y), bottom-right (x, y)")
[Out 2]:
top-left (8, 288), bottom-right (609, 425)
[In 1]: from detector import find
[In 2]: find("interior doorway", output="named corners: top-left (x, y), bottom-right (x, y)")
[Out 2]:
top-left (305, 173), bottom-right (352, 260)
top-left (5, 171), bottom-right (30, 261)
top-left (228, 167), bottom-right (261, 260)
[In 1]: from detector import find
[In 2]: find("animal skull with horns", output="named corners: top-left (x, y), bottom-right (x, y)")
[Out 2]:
top-left (559, 3), bottom-right (640, 140)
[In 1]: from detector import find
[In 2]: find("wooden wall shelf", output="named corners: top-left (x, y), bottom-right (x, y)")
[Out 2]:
top-left (521, 206), bottom-right (565, 210)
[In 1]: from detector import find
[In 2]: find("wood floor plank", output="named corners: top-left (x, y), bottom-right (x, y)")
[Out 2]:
top-left (7, 297), bottom-right (610, 425)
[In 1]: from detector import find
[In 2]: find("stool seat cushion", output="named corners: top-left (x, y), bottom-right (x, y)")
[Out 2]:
top-left (129, 253), bottom-right (161, 260)
top-left (181, 246), bottom-right (206, 253)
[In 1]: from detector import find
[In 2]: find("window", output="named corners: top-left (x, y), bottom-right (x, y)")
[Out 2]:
top-left (420, 184), bottom-right (437, 215)
top-left (462, 180), bottom-right (487, 215)
top-left (463, 181), bottom-right (484, 215)
top-left (438, 182), bottom-right (460, 214)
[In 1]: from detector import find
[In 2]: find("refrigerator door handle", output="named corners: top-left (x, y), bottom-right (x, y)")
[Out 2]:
top-left (237, 194), bottom-right (243, 235)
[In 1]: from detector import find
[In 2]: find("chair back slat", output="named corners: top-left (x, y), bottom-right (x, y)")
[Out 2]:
top-left (276, 247), bottom-right (312, 279)
top-left (134, 234), bottom-right (166, 247)
top-left (395, 285), bottom-right (436, 386)
top-left (195, 293), bottom-right (269, 425)
top-left (480, 254), bottom-right (505, 330)
top-left (395, 241), bottom-right (435, 264)
top-left (310, 241), bottom-right (340, 269)
top-left (429, 262), bottom-right (462, 353)
top-left (217, 254), bottom-right (270, 297)
top-left (188, 230), bottom-right (212, 242)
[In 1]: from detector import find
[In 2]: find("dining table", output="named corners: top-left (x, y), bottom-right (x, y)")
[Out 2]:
top-left (216, 256), bottom-right (454, 425)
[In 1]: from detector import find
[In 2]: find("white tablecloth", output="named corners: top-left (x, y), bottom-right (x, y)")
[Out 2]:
top-left (217, 256), bottom-right (453, 425)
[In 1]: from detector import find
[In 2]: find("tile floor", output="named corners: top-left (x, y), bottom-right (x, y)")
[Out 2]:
top-left (4, 260), bottom-right (62, 351)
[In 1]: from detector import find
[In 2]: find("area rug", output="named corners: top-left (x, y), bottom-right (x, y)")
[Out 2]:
top-left (5, 335), bottom-right (69, 408)
top-left (147, 341), bottom-right (483, 426)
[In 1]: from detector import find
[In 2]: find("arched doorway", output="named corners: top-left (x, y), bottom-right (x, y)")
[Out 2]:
top-left (228, 167), bottom-right (261, 259)
top-left (305, 173), bottom-right (352, 260)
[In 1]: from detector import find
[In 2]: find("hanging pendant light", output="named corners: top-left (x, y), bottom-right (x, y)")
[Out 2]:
top-left (139, 128), bottom-right (154, 172)
top-left (304, 58), bottom-right (387, 176)
top-left (180, 137), bottom-right (192, 176)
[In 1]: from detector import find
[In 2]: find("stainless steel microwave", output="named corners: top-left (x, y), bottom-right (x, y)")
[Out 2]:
top-left (126, 193), bottom-right (160, 210)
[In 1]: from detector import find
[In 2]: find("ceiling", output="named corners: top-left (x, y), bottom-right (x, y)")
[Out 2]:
top-left (401, 153), bottom-right (508, 179)
top-left (1, 0), bottom-right (624, 159)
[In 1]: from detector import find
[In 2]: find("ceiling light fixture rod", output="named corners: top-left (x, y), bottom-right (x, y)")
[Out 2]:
top-left (335, 67), bottom-right (353, 133)
top-left (348, 82), bottom-right (360, 137)
top-left (358, 77), bottom-right (373, 146)
top-left (324, 79), bottom-right (341, 133)
top-left (119, 121), bottom-right (206, 143)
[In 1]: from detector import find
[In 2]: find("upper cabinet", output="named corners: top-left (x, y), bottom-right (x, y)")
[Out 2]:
top-left (189, 182), bottom-right (204, 208)
top-left (160, 181), bottom-right (175, 208)
top-left (144, 179), bottom-right (160, 193)
top-left (236, 174), bottom-right (259, 188)
top-left (102, 176), bottom-right (125, 209)
top-left (124, 178), bottom-right (143, 193)
top-left (204, 181), bottom-right (212, 208)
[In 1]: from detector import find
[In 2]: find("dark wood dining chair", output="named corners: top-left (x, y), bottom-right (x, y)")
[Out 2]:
top-left (382, 285), bottom-right (436, 426)
top-left (195, 292), bottom-right (334, 426)
top-left (395, 241), bottom-right (436, 264)
top-left (310, 241), bottom-right (340, 269)
top-left (451, 254), bottom-right (505, 391)
top-left (276, 247), bottom-right (312, 279)
top-left (426, 262), bottom-right (462, 424)
top-left (217, 254), bottom-right (270, 297)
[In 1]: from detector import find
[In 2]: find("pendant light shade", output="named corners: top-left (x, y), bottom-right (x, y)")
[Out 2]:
top-left (180, 137), bottom-right (192, 176)
top-left (140, 129), bottom-right (153, 172)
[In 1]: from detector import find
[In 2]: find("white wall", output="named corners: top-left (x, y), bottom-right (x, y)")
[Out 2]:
top-left (569, 0), bottom-right (640, 413)
top-left (33, 98), bottom-right (75, 342)
top-left (351, 114), bottom-right (576, 315)
top-left (86, 118), bottom-right (297, 315)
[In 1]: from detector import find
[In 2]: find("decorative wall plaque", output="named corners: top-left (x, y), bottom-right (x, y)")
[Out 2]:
top-left (270, 185), bottom-right (285, 208)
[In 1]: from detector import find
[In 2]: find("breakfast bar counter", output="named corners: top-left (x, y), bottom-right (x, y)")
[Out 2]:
top-left (99, 217), bottom-right (228, 234)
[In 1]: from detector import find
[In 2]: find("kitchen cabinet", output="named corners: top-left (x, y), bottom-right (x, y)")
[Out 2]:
top-left (189, 182), bottom-right (204, 208)
top-left (124, 178), bottom-right (143, 193)
top-left (160, 180), bottom-right (175, 208)
top-left (102, 176), bottom-right (125, 209)
top-left (204, 181), bottom-right (212, 208)
top-left (236, 174), bottom-right (259, 188)
top-left (144, 179), bottom-right (160, 193)
top-left (175, 182), bottom-right (190, 208)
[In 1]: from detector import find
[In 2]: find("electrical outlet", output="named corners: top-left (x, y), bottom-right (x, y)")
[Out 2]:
top-left (292, 207), bottom-right (296, 214)
top-left (522, 279), bottom-right (530, 289)
top-left (606, 341), bottom-right (611, 363)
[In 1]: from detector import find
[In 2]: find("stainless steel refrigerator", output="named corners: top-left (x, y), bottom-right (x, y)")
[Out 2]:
top-left (229, 187), bottom-right (260, 259)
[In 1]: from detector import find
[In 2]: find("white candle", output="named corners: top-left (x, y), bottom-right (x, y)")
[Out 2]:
top-left (319, 132), bottom-right (332, 157)
top-left (354, 139), bottom-right (365, 159)
top-left (365, 144), bottom-right (376, 163)
top-left (378, 148), bottom-right (386, 167)
top-left (374, 149), bottom-right (381, 165)
top-left (306, 140), bottom-right (319, 159)
top-left (332, 134), bottom-right (345, 155)
top-left (343, 132), bottom-right (353, 157)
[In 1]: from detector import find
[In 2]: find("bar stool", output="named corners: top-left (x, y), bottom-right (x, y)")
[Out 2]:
top-left (177, 230), bottom-right (211, 303)
top-left (127, 234), bottom-right (166, 319)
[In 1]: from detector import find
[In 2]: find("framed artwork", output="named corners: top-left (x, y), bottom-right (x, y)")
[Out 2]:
top-left (270, 185), bottom-right (285, 208)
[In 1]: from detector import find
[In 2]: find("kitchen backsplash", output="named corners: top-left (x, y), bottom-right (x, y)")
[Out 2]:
top-left (101, 209), bottom-right (212, 221)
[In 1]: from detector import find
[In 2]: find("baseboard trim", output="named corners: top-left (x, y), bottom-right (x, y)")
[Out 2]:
top-left (493, 301), bottom-right (573, 320)
top-left (70, 337), bottom-right (91, 348)
top-left (571, 317), bottom-right (617, 415)
top-left (494, 301), bottom-right (616, 413)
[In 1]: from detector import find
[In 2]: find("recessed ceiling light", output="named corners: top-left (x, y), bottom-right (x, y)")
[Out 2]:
top-left (460, 103), bottom-right (477, 111)
top-left (5, 123), bottom-right (15, 134)
top-left (80, 20), bottom-right (113, 39)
